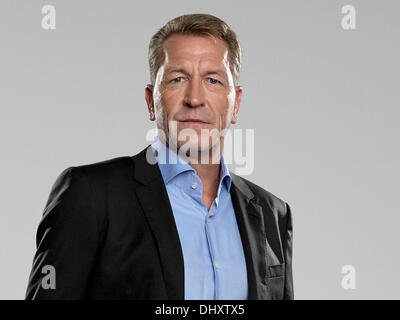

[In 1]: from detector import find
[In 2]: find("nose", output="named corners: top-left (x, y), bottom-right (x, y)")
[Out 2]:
top-left (184, 77), bottom-right (205, 108)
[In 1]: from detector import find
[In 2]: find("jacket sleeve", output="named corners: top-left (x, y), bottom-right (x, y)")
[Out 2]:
top-left (25, 167), bottom-right (101, 299)
top-left (283, 202), bottom-right (294, 300)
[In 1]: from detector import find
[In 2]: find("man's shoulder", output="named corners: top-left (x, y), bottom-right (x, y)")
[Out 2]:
top-left (60, 156), bottom-right (130, 182)
top-left (55, 146), bottom-right (150, 187)
top-left (69, 146), bottom-right (149, 177)
top-left (74, 155), bottom-right (133, 175)
top-left (231, 173), bottom-right (288, 215)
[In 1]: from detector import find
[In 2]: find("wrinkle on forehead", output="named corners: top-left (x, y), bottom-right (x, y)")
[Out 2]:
top-left (162, 35), bottom-right (229, 68)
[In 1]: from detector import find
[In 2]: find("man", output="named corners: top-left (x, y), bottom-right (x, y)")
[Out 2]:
top-left (26, 13), bottom-right (294, 300)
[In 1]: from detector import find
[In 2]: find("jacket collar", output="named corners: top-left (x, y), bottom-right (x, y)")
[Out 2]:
top-left (149, 137), bottom-right (232, 191)
top-left (132, 145), bottom-right (274, 300)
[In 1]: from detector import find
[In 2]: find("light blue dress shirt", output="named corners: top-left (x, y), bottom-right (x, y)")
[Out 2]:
top-left (151, 137), bottom-right (248, 300)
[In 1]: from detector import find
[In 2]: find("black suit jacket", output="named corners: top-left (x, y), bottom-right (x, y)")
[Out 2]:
top-left (26, 146), bottom-right (294, 300)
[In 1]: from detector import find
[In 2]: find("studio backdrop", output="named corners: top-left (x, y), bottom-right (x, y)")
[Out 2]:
top-left (0, 0), bottom-right (399, 299)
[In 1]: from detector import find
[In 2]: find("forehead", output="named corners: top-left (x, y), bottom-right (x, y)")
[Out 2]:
top-left (162, 33), bottom-right (229, 67)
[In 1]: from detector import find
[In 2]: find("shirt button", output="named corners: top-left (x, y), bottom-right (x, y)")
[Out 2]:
top-left (207, 217), bottom-right (211, 223)
top-left (191, 182), bottom-right (198, 190)
top-left (214, 262), bottom-right (219, 269)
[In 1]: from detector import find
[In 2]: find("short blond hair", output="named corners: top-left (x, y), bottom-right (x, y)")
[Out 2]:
top-left (148, 13), bottom-right (242, 86)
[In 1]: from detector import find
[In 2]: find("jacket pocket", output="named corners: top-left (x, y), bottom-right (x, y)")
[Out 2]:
top-left (268, 263), bottom-right (285, 278)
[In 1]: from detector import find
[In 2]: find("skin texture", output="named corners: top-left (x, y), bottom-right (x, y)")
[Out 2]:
top-left (145, 33), bottom-right (243, 210)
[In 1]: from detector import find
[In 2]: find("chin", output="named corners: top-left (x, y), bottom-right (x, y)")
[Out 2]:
top-left (175, 135), bottom-right (221, 164)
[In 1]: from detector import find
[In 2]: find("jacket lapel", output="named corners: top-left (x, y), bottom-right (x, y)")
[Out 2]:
top-left (132, 146), bottom-right (185, 300)
top-left (230, 172), bottom-right (269, 299)
top-left (131, 145), bottom-right (281, 300)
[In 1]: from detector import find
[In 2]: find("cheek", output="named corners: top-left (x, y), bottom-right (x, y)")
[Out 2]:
top-left (153, 91), bottom-right (169, 129)
top-left (214, 95), bottom-right (233, 127)
top-left (160, 90), bottom-right (182, 119)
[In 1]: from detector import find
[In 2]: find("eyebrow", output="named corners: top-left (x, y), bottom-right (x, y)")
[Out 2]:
top-left (204, 70), bottom-right (226, 77)
top-left (164, 67), bottom-right (190, 76)
top-left (164, 67), bottom-right (227, 78)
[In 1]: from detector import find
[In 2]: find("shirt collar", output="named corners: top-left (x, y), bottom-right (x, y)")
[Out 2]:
top-left (219, 153), bottom-right (232, 192)
top-left (151, 136), bottom-right (231, 192)
top-left (151, 136), bottom-right (194, 185)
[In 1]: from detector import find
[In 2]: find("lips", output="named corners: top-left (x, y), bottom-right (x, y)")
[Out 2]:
top-left (180, 118), bottom-right (208, 123)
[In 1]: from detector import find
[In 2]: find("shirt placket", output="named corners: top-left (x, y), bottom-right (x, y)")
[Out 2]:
top-left (187, 172), bottom-right (224, 300)
top-left (204, 191), bottom-right (221, 299)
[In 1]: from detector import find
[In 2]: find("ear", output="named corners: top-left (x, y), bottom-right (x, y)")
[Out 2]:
top-left (145, 84), bottom-right (156, 121)
top-left (231, 85), bottom-right (243, 124)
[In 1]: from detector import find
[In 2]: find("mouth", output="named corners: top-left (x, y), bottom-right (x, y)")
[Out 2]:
top-left (179, 118), bottom-right (208, 124)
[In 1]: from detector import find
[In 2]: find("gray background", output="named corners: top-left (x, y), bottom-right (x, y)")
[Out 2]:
top-left (1, 0), bottom-right (399, 299)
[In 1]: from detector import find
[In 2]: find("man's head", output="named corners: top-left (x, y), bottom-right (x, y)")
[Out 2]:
top-left (145, 14), bottom-right (243, 162)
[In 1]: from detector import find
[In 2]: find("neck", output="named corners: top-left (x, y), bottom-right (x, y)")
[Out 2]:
top-left (189, 157), bottom-right (222, 211)
top-left (159, 137), bottom-right (225, 211)
top-left (190, 161), bottom-right (221, 186)
top-left (189, 142), bottom-right (225, 207)
top-left (162, 137), bottom-right (225, 184)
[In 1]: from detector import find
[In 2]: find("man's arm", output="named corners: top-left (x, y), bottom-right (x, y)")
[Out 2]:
top-left (283, 202), bottom-right (294, 299)
top-left (25, 167), bottom-right (102, 299)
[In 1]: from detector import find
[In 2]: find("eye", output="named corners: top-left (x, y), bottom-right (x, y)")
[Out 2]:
top-left (207, 77), bottom-right (220, 85)
top-left (170, 77), bottom-right (184, 83)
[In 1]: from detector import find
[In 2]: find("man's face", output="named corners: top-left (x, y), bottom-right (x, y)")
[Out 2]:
top-left (145, 33), bottom-right (242, 160)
